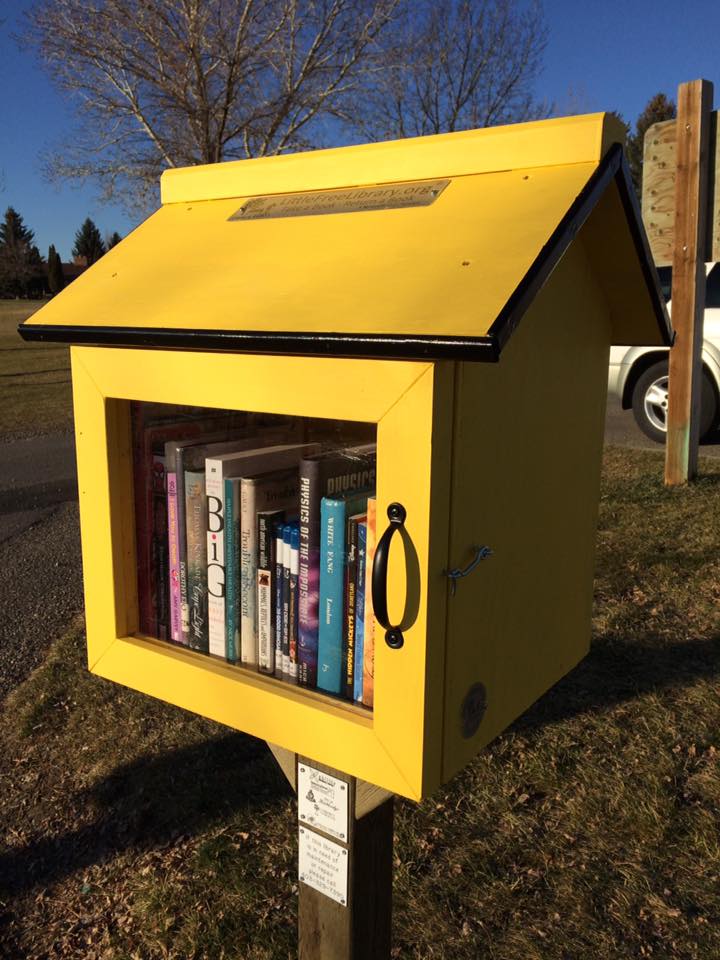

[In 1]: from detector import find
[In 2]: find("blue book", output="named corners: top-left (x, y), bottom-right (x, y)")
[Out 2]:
top-left (354, 520), bottom-right (367, 702)
top-left (317, 493), bottom-right (369, 695)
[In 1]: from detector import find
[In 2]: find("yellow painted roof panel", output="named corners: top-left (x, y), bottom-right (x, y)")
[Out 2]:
top-left (27, 162), bottom-right (598, 339)
top-left (22, 113), bottom-right (671, 357)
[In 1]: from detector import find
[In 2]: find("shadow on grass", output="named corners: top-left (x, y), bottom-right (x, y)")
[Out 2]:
top-left (518, 632), bottom-right (720, 732)
top-left (0, 731), bottom-right (290, 897)
top-left (3, 634), bottom-right (719, 898)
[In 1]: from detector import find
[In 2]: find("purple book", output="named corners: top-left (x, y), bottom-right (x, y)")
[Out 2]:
top-left (297, 444), bottom-right (376, 687)
top-left (166, 471), bottom-right (182, 642)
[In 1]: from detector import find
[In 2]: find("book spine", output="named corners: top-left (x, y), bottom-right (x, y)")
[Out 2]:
top-left (298, 459), bottom-right (319, 687)
top-left (166, 471), bottom-right (181, 642)
top-left (185, 470), bottom-right (209, 652)
top-left (176, 448), bottom-right (191, 645)
top-left (354, 520), bottom-right (367, 703)
top-left (151, 451), bottom-right (169, 640)
top-left (288, 523), bottom-right (300, 683)
top-left (257, 512), bottom-right (277, 674)
top-left (206, 459), bottom-right (226, 658)
top-left (281, 524), bottom-right (292, 678)
top-left (240, 479), bottom-right (258, 667)
top-left (224, 478), bottom-right (239, 663)
top-left (317, 498), bottom-right (345, 695)
top-left (134, 426), bottom-right (153, 637)
top-left (274, 522), bottom-right (285, 679)
top-left (363, 498), bottom-right (377, 708)
top-left (343, 516), bottom-right (359, 700)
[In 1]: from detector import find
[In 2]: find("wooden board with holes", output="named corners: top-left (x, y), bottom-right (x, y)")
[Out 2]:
top-left (642, 114), bottom-right (720, 266)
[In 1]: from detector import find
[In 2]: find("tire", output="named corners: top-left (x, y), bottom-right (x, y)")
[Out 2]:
top-left (631, 360), bottom-right (718, 443)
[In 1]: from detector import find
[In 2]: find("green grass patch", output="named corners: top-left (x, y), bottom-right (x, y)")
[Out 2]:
top-left (2, 447), bottom-right (720, 958)
top-left (0, 300), bottom-right (72, 437)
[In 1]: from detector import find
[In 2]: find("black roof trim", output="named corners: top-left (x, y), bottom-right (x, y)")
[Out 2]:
top-left (488, 142), bottom-right (672, 351)
top-left (17, 324), bottom-right (501, 363)
top-left (18, 144), bottom-right (671, 361)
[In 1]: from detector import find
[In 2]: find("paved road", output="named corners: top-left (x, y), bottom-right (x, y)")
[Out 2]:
top-left (0, 405), bottom-right (718, 703)
top-left (604, 398), bottom-right (720, 457)
top-left (0, 432), bottom-right (82, 702)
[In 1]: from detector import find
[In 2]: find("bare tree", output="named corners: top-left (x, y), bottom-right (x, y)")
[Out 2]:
top-left (25, 0), bottom-right (401, 212)
top-left (346, 0), bottom-right (549, 141)
top-left (25, 0), bottom-right (549, 213)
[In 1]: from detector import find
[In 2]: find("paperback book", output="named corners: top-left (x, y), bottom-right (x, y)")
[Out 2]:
top-left (317, 491), bottom-right (371, 697)
top-left (297, 445), bottom-right (376, 688)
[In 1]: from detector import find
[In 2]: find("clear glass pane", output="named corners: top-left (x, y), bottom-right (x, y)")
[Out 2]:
top-left (129, 401), bottom-right (377, 709)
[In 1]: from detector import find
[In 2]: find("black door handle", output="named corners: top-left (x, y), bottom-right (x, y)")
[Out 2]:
top-left (371, 502), bottom-right (407, 649)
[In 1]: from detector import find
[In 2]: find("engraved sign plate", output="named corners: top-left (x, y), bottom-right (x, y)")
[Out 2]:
top-left (229, 179), bottom-right (449, 221)
top-left (298, 763), bottom-right (349, 841)
top-left (299, 826), bottom-right (348, 906)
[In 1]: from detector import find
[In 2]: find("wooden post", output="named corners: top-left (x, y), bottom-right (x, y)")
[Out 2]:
top-left (665, 79), bottom-right (713, 485)
top-left (268, 745), bottom-right (394, 960)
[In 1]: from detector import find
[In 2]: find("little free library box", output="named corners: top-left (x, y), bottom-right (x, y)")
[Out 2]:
top-left (21, 113), bottom-right (671, 801)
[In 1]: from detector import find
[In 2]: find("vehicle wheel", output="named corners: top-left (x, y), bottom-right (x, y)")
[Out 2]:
top-left (631, 360), bottom-right (718, 443)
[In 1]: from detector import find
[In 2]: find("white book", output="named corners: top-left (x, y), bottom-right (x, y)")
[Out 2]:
top-left (206, 442), bottom-right (317, 661)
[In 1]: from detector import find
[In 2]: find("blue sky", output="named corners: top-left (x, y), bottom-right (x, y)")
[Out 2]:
top-left (1, 0), bottom-right (719, 261)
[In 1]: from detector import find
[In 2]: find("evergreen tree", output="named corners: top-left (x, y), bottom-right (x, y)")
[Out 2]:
top-left (106, 230), bottom-right (122, 249)
top-left (627, 93), bottom-right (676, 195)
top-left (48, 244), bottom-right (65, 295)
top-left (72, 217), bottom-right (106, 265)
top-left (0, 207), bottom-right (44, 297)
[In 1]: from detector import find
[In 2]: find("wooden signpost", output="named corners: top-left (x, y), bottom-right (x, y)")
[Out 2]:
top-left (642, 80), bottom-right (717, 484)
top-left (269, 744), bottom-right (394, 959)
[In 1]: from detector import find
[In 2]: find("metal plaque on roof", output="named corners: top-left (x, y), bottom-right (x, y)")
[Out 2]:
top-left (229, 178), bottom-right (449, 220)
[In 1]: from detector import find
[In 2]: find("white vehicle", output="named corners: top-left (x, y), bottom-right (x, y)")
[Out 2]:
top-left (608, 262), bottom-right (720, 442)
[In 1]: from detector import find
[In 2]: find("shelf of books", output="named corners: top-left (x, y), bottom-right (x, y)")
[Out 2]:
top-left (132, 400), bottom-right (379, 712)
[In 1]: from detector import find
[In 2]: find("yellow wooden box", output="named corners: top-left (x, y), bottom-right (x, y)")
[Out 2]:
top-left (20, 113), bottom-right (671, 801)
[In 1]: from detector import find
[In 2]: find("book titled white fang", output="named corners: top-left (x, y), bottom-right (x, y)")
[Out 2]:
top-left (206, 443), bottom-right (318, 662)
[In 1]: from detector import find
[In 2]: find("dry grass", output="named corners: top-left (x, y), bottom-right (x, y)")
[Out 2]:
top-left (1, 447), bottom-right (720, 959)
top-left (0, 300), bottom-right (72, 438)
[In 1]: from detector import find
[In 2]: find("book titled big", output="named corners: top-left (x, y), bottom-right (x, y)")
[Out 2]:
top-left (206, 444), bottom-right (315, 662)
top-left (298, 445), bottom-right (376, 689)
top-left (317, 492), bottom-right (369, 696)
top-left (167, 432), bottom-right (258, 647)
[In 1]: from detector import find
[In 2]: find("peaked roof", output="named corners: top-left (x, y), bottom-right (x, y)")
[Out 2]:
top-left (20, 114), bottom-right (671, 361)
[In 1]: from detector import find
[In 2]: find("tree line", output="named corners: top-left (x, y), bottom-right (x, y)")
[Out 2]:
top-left (0, 208), bottom-right (122, 298)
